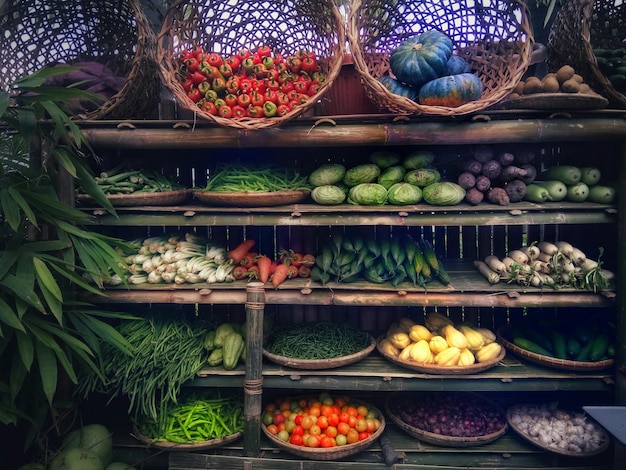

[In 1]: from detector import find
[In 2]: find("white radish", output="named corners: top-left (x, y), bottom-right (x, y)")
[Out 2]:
top-left (521, 245), bottom-right (541, 261)
top-left (501, 257), bottom-right (516, 272)
top-left (580, 258), bottom-right (598, 272)
top-left (570, 247), bottom-right (587, 265)
top-left (537, 241), bottom-right (558, 256)
top-left (508, 250), bottom-right (529, 264)
top-left (485, 255), bottom-right (507, 274)
top-left (555, 240), bottom-right (575, 257)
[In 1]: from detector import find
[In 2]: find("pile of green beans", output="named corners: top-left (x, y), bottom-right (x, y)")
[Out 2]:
top-left (138, 393), bottom-right (244, 443)
top-left (265, 322), bottom-right (371, 360)
top-left (202, 163), bottom-right (311, 193)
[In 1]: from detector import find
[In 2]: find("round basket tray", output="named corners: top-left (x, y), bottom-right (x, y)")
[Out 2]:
top-left (385, 392), bottom-right (507, 447)
top-left (263, 335), bottom-right (376, 370)
top-left (347, 0), bottom-right (534, 116)
top-left (498, 92), bottom-right (609, 110)
top-left (506, 404), bottom-right (610, 457)
top-left (548, 0), bottom-right (626, 109)
top-left (261, 397), bottom-right (385, 460)
top-left (76, 189), bottom-right (192, 207)
top-left (497, 325), bottom-right (614, 372)
top-left (376, 336), bottom-right (505, 375)
top-left (157, 0), bottom-right (344, 130)
top-left (194, 190), bottom-right (310, 207)
top-left (132, 425), bottom-right (242, 452)
top-left (0, 0), bottom-right (158, 120)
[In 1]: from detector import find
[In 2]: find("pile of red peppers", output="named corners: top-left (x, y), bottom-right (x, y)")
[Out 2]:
top-left (177, 45), bottom-right (326, 118)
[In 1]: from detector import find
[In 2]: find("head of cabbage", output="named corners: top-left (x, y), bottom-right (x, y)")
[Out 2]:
top-left (343, 164), bottom-right (381, 187)
top-left (404, 168), bottom-right (441, 187)
top-left (387, 182), bottom-right (422, 205)
top-left (348, 183), bottom-right (388, 205)
top-left (308, 163), bottom-right (346, 187)
top-left (368, 150), bottom-right (401, 169)
top-left (311, 185), bottom-right (346, 205)
top-left (377, 165), bottom-right (406, 189)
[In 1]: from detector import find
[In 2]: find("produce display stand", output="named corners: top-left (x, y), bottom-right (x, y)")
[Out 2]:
top-left (76, 112), bottom-right (626, 470)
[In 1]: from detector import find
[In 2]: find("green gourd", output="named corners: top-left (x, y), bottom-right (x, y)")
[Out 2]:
top-left (378, 75), bottom-right (418, 100)
top-left (418, 73), bottom-right (484, 107)
top-left (222, 332), bottom-right (245, 370)
top-left (390, 30), bottom-right (453, 88)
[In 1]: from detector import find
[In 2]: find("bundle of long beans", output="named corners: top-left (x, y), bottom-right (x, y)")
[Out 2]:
top-left (201, 163), bottom-right (311, 193)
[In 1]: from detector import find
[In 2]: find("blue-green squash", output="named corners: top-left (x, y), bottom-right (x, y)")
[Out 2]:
top-left (390, 30), bottom-right (453, 88)
top-left (418, 73), bottom-right (484, 107)
top-left (378, 75), bottom-right (418, 100)
top-left (445, 55), bottom-right (472, 75)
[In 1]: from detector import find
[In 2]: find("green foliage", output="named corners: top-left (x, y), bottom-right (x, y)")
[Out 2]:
top-left (0, 68), bottom-right (135, 448)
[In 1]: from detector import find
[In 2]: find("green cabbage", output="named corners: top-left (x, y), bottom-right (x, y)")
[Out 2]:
top-left (348, 183), bottom-right (388, 205)
top-left (311, 185), bottom-right (346, 205)
top-left (403, 151), bottom-right (435, 169)
top-left (404, 168), bottom-right (441, 187)
top-left (343, 164), bottom-right (381, 187)
top-left (308, 163), bottom-right (346, 187)
top-left (377, 165), bottom-right (406, 189)
top-left (422, 182), bottom-right (466, 205)
top-left (387, 182), bottom-right (422, 205)
top-left (368, 150), bottom-right (401, 169)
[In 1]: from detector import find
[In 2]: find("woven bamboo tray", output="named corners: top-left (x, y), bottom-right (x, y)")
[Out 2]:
top-left (194, 190), bottom-right (310, 207)
top-left (376, 336), bottom-right (505, 375)
top-left (347, 0), bottom-right (534, 116)
top-left (385, 392), bottom-right (507, 447)
top-left (158, 0), bottom-right (344, 130)
top-left (76, 189), bottom-right (192, 207)
top-left (261, 397), bottom-right (385, 460)
top-left (0, 0), bottom-right (158, 120)
top-left (263, 335), bottom-right (376, 370)
top-left (132, 425), bottom-right (241, 452)
top-left (548, 0), bottom-right (626, 108)
top-left (506, 404), bottom-right (610, 457)
top-left (498, 325), bottom-right (614, 372)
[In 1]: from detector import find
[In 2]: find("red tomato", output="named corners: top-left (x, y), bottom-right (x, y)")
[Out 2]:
top-left (266, 424), bottom-right (278, 435)
top-left (320, 435), bottom-right (334, 448)
top-left (328, 413), bottom-right (339, 427)
top-left (358, 431), bottom-right (370, 441)
top-left (289, 434), bottom-right (304, 446)
top-left (273, 413), bottom-right (285, 426)
top-left (337, 422), bottom-right (350, 436)
top-left (291, 424), bottom-right (304, 436)
top-left (307, 435), bottom-right (320, 448)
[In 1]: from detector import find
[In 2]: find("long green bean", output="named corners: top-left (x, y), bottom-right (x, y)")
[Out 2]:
top-left (202, 163), bottom-right (310, 192)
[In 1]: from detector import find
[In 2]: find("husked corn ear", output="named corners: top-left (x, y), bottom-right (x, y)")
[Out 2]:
top-left (399, 343), bottom-right (415, 361)
top-left (442, 324), bottom-right (469, 350)
top-left (459, 325), bottom-right (485, 350)
top-left (474, 327), bottom-right (497, 344)
top-left (410, 339), bottom-right (432, 363)
top-left (409, 324), bottom-right (432, 342)
top-left (429, 335), bottom-right (449, 354)
top-left (425, 312), bottom-right (454, 332)
top-left (475, 342), bottom-right (503, 362)
top-left (388, 332), bottom-right (411, 350)
top-left (458, 348), bottom-right (476, 366)
top-left (379, 338), bottom-right (399, 357)
top-left (397, 317), bottom-right (416, 333)
top-left (434, 346), bottom-right (461, 366)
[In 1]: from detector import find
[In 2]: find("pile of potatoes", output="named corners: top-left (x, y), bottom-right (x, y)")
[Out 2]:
top-left (509, 65), bottom-right (601, 97)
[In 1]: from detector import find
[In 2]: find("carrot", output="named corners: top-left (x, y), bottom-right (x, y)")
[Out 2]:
top-left (286, 265), bottom-right (299, 279)
top-left (247, 265), bottom-right (260, 280)
top-left (239, 251), bottom-right (258, 268)
top-left (271, 263), bottom-right (290, 287)
top-left (298, 265), bottom-right (311, 278)
top-left (228, 239), bottom-right (255, 264)
top-left (257, 255), bottom-right (272, 283)
top-left (232, 265), bottom-right (249, 280)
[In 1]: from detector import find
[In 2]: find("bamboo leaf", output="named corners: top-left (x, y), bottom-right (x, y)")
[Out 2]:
top-left (27, 315), bottom-right (93, 356)
top-left (0, 189), bottom-right (22, 231)
top-left (7, 186), bottom-right (38, 228)
top-left (33, 257), bottom-right (63, 302)
top-left (16, 252), bottom-right (35, 293)
top-left (75, 160), bottom-right (116, 216)
top-left (15, 330), bottom-right (34, 371)
top-left (0, 296), bottom-right (26, 332)
top-left (35, 341), bottom-right (57, 405)
top-left (72, 312), bottom-right (134, 356)
top-left (17, 240), bottom-right (73, 253)
top-left (49, 147), bottom-right (77, 178)
top-left (0, 273), bottom-right (44, 312)
top-left (26, 321), bottom-right (77, 385)
top-left (0, 250), bottom-right (20, 280)
top-left (10, 353), bottom-right (27, 400)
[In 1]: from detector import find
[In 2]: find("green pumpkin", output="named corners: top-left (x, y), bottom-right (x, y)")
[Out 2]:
top-left (390, 30), bottom-right (453, 88)
top-left (445, 55), bottom-right (471, 75)
top-left (378, 75), bottom-right (418, 100)
top-left (418, 73), bottom-right (484, 107)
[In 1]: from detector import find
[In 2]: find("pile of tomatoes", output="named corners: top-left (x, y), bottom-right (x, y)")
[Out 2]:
top-left (262, 393), bottom-right (382, 448)
top-left (177, 44), bottom-right (326, 118)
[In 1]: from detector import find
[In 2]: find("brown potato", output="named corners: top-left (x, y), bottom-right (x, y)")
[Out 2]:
top-left (579, 83), bottom-right (592, 94)
top-left (513, 81), bottom-right (525, 95)
top-left (542, 76), bottom-right (560, 93)
top-left (555, 65), bottom-right (576, 84)
top-left (572, 73), bottom-right (584, 83)
top-left (561, 78), bottom-right (581, 93)
top-left (523, 77), bottom-right (543, 94)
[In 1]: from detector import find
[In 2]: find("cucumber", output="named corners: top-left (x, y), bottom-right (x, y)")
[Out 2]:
top-left (534, 180), bottom-right (568, 201)
top-left (522, 328), bottom-right (554, 353)
top-left (589, 333), bottom-right (610, 361)
top-left (579, 167), bottom-right (601, 186)
top-left (588, 184), bottom-right (616, 204)
top-left (540, 165), bottom-right (582, 185)
top-left (513, 337), bottom-right (553, 357)
top-left (566, 336), bottom-right (582, 358)
top-left (524, 183), bottom-right (552, 202)
top-left (566, 182), bottom-right (589, 202)
top-left (551, 331), bottom-right (568, 359)
top-left (575, 338), bottom-right (594, 361)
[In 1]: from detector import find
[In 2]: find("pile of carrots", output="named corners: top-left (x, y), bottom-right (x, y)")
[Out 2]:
top-left (227, 240), bottom-right (315, 287)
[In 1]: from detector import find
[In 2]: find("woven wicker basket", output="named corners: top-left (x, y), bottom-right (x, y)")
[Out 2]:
top-left (547, 0), bottom-right (626, 108)
top-left (0, 0), bottom-right (159, 120)
top-left (347, 0), bottom-right (534, 116)
top-left (158, 0), bottom-right (345, 130)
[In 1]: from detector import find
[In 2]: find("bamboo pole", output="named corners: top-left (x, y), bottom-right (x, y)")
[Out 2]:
top-left (243, 282), bottom-right (265, 457)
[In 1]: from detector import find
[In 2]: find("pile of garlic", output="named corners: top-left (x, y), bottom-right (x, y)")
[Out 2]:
top-left (508, 403), bottom-right (607, 454)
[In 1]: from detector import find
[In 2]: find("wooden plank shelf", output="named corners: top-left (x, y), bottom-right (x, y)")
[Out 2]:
top-left (189, 355), bottom-right (615, 392)
top-left (80, 201), bottom-right (617, 228)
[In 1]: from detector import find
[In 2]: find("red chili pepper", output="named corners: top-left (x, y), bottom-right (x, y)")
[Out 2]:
top-left (307, 83), bottom-right (322, 96)
top-left (225, 76), bottom-right (240, 94)
top-left (250, 90), bottom-right (265, 107)
top-left (301, 56), bottom-right (319, 73)
top-left (252, 63), bottom-right (269, 78)
top-left (191, 46), bottom-right (205, 59)
top-left (276, 104), bottom-right (290, 116)
top-left (297, 73), bottom-right (312, 87)
top-left (187, 88), bottom-right (202, 103)
top-left (218, 63), bottom-right (233, 78)
top-left (287, 100), bottom-right (299, 111)
top-left (207, 52), bottom-right (223, 67)
top-left (219, 104), bottom-right (233, 118)
top-left (181, 77), bottom-right (193, 93)
top-left (237, 93), bottom-right (252, 108)
top-left (239, 78), bottom-right (253, 93)
top-left (189, 70), bottom-right (206, 85)
top-left (225, 55), bottom-right (241, 71)
top-left (232, 105), bottom-right (247, 118)
top-left (200, 100), bottom-right (218, 115)
top-left (267, 68), bottom-right (279, 81)
top-left (266, 79), bottom-right (280, 91)
top-left (247, 104), bottom-right (263, 118)
top-left (224, 93), bottom-right (238, 107)
top-left (251, 78), bottom-right (266, 94)
top-left (293, 80), bottom-right (309, 94)
top-left (237, 48), bottom-right (251, 60)
top-left (252, 52), bottom-right (262, 64)
top-left (273, 52), bottom-right (284, 64)
top-left (257, 45), bottom-right (272, 58)
top-left (287, 90), bottom-right (300, 101)
top-left (184, 56), bottom-right (200, 73)
top-left (280, 80), bottom-right (295, 94)
top-left (276, 91), bottom-right (290, 105)
top-left (264, 89), bottom-right (279, 104)
top-left (286, 56), bottom-right (302, 73)
top-left (242, 57), bottom-right (256, 75)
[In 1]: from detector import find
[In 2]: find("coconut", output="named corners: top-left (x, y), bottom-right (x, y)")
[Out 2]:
top-left (62, 424), bottom-right (113, 466)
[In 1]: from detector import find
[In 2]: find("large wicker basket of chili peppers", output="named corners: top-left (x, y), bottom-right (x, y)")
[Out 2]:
top-left (0, 0), bottom-right (159, 120)
top-left (157, 0), bottom-right (345, 130)
top-left (347, 0), bottom-right (534, 117)
top-left (547, 0), bottom-right (626, 108)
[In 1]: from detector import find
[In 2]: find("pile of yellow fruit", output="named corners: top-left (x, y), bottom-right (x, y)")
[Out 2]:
top-left (379, 313), bottom-right (502, 367)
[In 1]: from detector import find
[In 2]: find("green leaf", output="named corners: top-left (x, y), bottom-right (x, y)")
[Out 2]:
top-left (27, 315), bottom-right (93, 357)
top-left (0, 189), bottom-right (22, 231)
top-left (0, 296), bottom-right (26, 332)
top-left (16, 252), bottom-right (35, 294)
top-left (15, 330), bottom-right (34, 371)
top-left (10, 353), bottom-right (28, 400)
top-left (75, 161), bottom-right (116, 216)
top-left (49, 147), bottom-right (77, 178)
top-left (35, 341), bottom-right (57, 405)
top-left (0, 250), bottom-right (20, 280)
top-left (72, 312), bottom-right (134, 356)
top-left (26, 321), bottom-right (77, 385)
top-left (0, 273), bottom-right (45, 313)
top-left (7, 187), bottom-right (38, 228)
top-left (33, 257), bottom-right (63, 302)
top-left (0, 91), bottom-right (8, 116)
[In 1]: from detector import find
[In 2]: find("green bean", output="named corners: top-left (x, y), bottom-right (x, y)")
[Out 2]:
top-left (203, 163), bottom-right (310, 193)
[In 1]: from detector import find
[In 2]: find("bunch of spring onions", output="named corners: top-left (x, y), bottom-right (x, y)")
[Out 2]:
top-left (106, 232), bottom-right (235, 286)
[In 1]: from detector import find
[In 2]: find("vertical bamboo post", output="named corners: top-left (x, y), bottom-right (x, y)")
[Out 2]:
top-left (243, 281), bottom-right (265, 457)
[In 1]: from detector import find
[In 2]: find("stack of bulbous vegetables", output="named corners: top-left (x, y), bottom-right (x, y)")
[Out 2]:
top-left (83, 165), bottom-right (185, 195)
top-left (310, 232), bottom-right (449, 287)
top-left (202, 321), bottom-right (247, 370)
top-left (474, 240), bottom-right (614, 292)
top-left (379, 313), bottom-right (502, 367)
top-left (309, 149), bottom-right (465, 206)
top-left (379, 30), bottom-right (484, 107)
